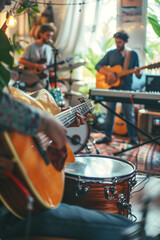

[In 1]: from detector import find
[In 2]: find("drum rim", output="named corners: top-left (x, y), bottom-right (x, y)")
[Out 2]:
top-left (65, 154), bottom-right (136, 183)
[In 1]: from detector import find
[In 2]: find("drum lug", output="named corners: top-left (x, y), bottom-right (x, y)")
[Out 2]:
top-left (130, 177), bottom-right (137, 188)
top-left (117, 195), bottom-right (131, 211)
top-left (104, 186), bottom-right (117, 199)
top-left (75, 184), bottom-right (89, 199)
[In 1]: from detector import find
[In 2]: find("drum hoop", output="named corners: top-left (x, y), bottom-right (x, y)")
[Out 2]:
top-left (65, 172), bottom-right (136, 184)
top-left (65, 154), bottom-right (136, 183)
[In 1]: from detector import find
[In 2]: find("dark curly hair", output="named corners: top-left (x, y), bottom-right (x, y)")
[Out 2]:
top-left (113, 30), bottom-right (129, 42)
top-left (39, 24), bottom-right (55, 34)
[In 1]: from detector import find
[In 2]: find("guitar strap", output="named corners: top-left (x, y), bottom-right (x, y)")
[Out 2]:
top-left (123, 49), bottom-right (132, 71)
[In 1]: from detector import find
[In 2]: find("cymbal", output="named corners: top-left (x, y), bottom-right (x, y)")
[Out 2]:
top-left (11, 67), bottom-right (39, 84)
top-left (19, 70), bottom-right (39, 84)
top-left (58, 62), bottom-right (86, 72)
top-left (65, 90), bottom-right (83, 96)
top-left (61, 78), bottom-right (80, 83)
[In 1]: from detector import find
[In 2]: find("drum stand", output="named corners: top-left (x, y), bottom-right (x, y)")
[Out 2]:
top-left (89, 136), bottom-right (100, 154)
top-left (66, 68), bottom-right (76, 106)
top-left (84, 136), bottom-right (100, 155)
top-left (98, 102), bottom-right (160, 155)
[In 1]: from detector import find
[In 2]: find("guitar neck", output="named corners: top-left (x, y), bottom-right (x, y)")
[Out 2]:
top-left (55, 100), bottom-right (94, 127)
top-left (120, 63), bottom-right (160, 78)
top-left (46, 57), bottom-right (73, 70)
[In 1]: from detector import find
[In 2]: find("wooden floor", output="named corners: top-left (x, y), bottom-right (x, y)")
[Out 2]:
top-left (130, 173), bottom-right (160, 238)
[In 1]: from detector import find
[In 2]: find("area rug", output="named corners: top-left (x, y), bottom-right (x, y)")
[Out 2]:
top-left (80, 132), bottom-right (160, 176)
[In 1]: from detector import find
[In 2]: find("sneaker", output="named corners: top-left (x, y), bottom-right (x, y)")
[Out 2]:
top-left (129, 137), bottom-right (140, 145)
top-left (96, 136), bottom-right (112, 144)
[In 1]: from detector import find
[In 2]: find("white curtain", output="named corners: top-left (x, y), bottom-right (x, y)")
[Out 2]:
top-left (55, 0), bottom-right (102, 58)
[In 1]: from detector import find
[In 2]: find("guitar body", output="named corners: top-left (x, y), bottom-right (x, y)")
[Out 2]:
top-left (27, 56), bottom-right (73, 79)
top-left (113, 106), bottom-right (127, 135)
top-left (0, 87), bottom-right (75, 218)
top-left (96, 65), bottom-right (123, 89)
top-left (27, 58), bottom-right (48, 79)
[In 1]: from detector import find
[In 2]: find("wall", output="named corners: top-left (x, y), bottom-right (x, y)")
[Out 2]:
top-left (117, 0), bottom-right (147, 66)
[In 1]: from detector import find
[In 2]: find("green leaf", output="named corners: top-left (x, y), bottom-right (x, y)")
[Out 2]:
top-left (155, 0), bottom-right (160, 5)
top-left (148, 16), bottom-right (160, 37)
top-left (0, 63), bottom-right (10, 91)
top-left (0, 29), bottom-right (14, 67)
top-left (16, 7), bottom-right (25, 14)
top-left (32, 5), bottom-right (40, 13)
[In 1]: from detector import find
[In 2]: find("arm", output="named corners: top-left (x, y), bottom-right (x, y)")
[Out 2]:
top-left (18, 44), bottom-right (47, 72)
top-left (19, 58), bottom-right (47, 72)
top-left (132, 51), bottom-right (142, 79)
top-left (0, 91), bottom-right (67, 150)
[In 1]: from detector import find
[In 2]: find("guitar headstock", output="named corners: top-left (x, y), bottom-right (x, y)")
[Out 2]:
top-left (148, 62), bottom-right (160, 69)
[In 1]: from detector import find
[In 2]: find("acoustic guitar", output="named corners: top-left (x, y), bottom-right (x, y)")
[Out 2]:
top-left (28, 56), bottom-right (73, 79)
top-left (113, 106), bottom-right (127, 136)
top-left (0, 87), bottom-right (94, 218)
top-left (96, 62), bottom-right (160, 89)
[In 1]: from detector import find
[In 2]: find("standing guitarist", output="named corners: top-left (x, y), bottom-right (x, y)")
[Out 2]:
top-left (95, 30), bottom-right (142, 145)
top-left (18, 24), bottom-right (56, 90)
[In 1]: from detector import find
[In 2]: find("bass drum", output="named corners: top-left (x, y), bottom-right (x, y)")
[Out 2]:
top-left (66, 123), bottom-right (90, 154)
top-left (63, 154), bottom-right (137, 217)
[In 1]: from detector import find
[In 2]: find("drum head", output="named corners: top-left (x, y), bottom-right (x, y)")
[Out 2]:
top-left (66, 123), bottom-right (90, 154)
top-left (65, 154), bottom-right (135, 182)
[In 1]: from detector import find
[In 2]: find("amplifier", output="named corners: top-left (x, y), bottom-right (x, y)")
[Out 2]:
top-left (151, 117), bottom-right (160, 136)
top-left (145, 74), bottom-right (160, 111)
top-left (145, 74), bottom-right (160, 92)
top-left (138, 109), bottom-right (160, 141)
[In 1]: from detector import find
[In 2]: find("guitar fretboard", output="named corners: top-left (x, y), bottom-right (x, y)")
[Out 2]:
top-left (55, 100), bottom-right (94, 127)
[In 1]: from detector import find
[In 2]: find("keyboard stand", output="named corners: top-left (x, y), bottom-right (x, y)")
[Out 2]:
top-left (98, 101), bottom-right (160, 155)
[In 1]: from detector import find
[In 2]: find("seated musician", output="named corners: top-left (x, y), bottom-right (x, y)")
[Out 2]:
top-left (18, 24), bottom-right (56, 91)
top-left (95, 30), bottom-right (142, 146)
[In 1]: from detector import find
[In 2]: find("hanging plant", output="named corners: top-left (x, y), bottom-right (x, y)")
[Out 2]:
top-left (16, 0), bottom-right (40, 30)
top-left (11, 33), bottom-right (29, 55)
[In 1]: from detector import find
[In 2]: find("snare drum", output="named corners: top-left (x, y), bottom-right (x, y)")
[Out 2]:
top-left (63, 155), bottom-right (136, 216)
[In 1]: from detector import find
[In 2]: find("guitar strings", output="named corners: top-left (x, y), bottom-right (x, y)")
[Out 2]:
top-left (55, 100), bottom-right (93, 127)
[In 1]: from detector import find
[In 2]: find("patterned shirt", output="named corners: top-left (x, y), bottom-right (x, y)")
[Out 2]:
top-left (0, 91), bottom-right (40, 135)
top-left (0, 91), bottom-right (41, 219)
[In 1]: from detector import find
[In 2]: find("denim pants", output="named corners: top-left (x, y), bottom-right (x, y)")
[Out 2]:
top-left (0, 203), bottom-right (134, 240)
top-left (105, 102), bottom-right (137, 138)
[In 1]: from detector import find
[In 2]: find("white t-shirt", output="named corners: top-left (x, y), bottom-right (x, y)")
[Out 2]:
top-left (20, 42), bottom-right (54, 88)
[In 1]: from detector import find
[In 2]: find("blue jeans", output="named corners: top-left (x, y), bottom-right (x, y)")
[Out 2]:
top-left (105, 102), bottom-right (137, 138)
top-left (0, 203), bottom-right (134, 240)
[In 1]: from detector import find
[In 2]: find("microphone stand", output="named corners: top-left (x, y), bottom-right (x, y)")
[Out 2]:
top-left (50, 44), bottom-right (59, 89)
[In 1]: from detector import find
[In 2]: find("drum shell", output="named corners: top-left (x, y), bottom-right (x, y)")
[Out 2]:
top-left (63, 155), bottom-right (136, 217)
